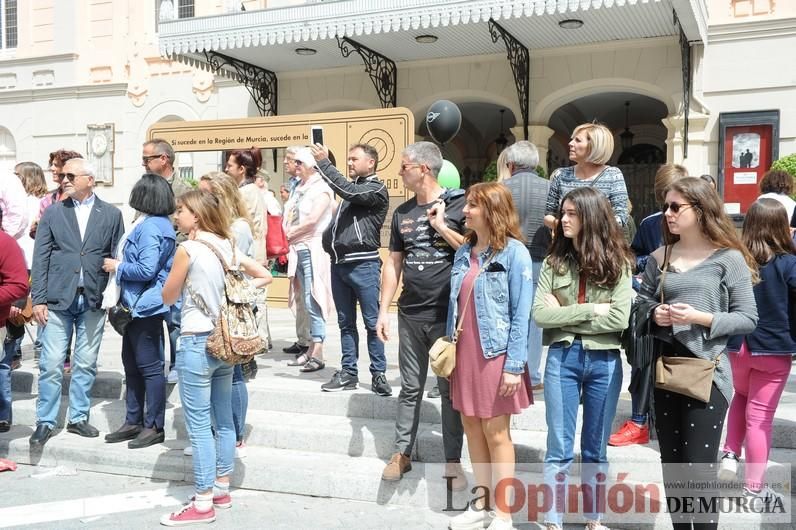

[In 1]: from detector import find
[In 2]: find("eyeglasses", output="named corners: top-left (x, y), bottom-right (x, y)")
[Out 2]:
top-left (62, 173), bottom-right (89, 182)
top-left (142, 154), bottom-right (162, 163)
top-left (400, 163), bottom-right (422, 172)
top-left (663, 202), bottom-right (696, 214)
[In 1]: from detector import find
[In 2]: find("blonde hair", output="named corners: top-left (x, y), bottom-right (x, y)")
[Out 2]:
top-left (496, 149), bottom-right (512, 183)
top-left (200, 171), bottom-right (254, 234)
top-left (177, 190), bottom-right (232, 240)
top-left (572, 123), bottom-right (614, 165)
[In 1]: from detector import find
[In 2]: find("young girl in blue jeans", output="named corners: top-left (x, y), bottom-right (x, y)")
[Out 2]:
top-left (533, 187), bottom-right (634, 530)
top-left (161, 191), bottom-right (271, 526)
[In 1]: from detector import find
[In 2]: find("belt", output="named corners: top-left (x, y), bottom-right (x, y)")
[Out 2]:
top-left (181, 331), bottom-right (211, 337)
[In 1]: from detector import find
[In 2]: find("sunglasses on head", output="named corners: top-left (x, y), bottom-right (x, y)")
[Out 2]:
top-left (663, 202), bottom-right (696, 214)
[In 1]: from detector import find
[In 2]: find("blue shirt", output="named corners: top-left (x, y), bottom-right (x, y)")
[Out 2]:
top-left (445, 238), bottom-right (534, 374)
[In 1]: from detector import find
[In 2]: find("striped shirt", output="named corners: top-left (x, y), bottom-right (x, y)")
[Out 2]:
top-left (545, 165), bottom-right (629, 226)
top-left (503, 169), bottom-right (549, 260)
top-left (638, 248), bottom-right (758, 403)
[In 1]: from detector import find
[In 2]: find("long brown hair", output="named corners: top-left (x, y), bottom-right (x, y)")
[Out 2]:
top-left (743, 198), bottom-right (795, 265)
top-left (200, 171), bottom-right (254, 233)
top-left (177, 190), bottom-right (232, 240)
top-left (662, 177), bottom-right (758, 279)
top-left (462, 182), bottom-right (523, 251)
top-left (548, 187), bottom-right (634, 287)
top-left (15, 161), bottom-right (48, 197)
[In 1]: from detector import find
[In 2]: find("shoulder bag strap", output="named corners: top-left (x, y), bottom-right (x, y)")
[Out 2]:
top-left (659, 244), bottom-right (671, 304)
top-left (453, 250), bottom-right (497, 342)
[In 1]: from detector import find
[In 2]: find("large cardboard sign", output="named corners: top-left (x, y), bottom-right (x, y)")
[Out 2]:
top-left (147, 107), bottom-right (416, 307)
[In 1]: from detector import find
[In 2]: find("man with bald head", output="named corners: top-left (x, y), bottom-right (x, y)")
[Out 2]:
top-left (29, 157), bottom-right (124, 447)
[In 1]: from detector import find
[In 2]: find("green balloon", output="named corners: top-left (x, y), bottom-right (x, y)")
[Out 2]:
top-left (438, 159), bottom-right (460, 189)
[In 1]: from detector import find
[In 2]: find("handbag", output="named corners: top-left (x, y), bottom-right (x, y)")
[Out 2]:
top-left (429, 251), bottom-right (496, 378)
top-left (265, 213), bottom-right (288, 258)
top-left (653, 245), bottom-right (720, 403)
top-left (108, 288), bottom-right (146, 336)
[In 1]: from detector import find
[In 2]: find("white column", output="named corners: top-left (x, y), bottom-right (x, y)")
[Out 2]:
top-left (662, 112), bottom-right (710, 175)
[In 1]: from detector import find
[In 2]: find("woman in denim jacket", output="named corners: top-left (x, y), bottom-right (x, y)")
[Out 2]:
top-left (533, 187), bottom-right (633, 530)
top-left (102, 175), bottom-right (176, 449)
top-left (445, 183), bottom-right (533, 530)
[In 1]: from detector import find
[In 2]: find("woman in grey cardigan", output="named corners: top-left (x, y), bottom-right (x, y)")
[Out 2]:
top-left (637, 177), bottom-right (758, 530)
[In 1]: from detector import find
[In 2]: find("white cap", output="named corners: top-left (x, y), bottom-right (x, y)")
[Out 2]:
top-left (294, 147), bottom-right (315, 167)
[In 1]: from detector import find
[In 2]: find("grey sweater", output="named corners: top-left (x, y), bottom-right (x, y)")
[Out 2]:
top-left (638, 248), bottom-right (758, 403)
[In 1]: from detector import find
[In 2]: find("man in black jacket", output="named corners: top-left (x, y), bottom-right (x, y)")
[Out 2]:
top-left (310, 143), bottom-right (391, 396)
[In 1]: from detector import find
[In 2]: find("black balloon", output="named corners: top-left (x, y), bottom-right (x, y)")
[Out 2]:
top-left (426, 100), bottom-right (462, 145)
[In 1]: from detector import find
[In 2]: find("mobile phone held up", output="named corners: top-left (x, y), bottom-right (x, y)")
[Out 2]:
top-left (311, 125), bottom-right (324, 145)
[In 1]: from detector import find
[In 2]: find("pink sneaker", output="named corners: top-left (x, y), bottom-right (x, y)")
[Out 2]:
top-left (160, 503), bottom-right (216, 526)
top-left (189, 494), bottom-right (232, 510)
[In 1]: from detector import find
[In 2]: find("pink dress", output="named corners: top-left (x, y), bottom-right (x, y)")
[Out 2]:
top-left (450, 253), bottom-right (532, 418)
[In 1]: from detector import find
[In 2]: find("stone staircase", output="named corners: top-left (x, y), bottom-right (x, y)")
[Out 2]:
top-left (2, 309), bottom-right (795, 528)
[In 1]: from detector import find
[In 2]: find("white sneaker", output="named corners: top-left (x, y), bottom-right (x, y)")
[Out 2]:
top-left (183, 445), bottom-right (193, 456)
top-left (167, 369), bottom-right (179, 384)
top-left (486, 514), bottom-right (514, 530)
top-left (448, 505), bottom-right (493, 530)
top-left (718, 451), bottom-right (739, 481)
top-left (235, 441), bottom-right (247, 459)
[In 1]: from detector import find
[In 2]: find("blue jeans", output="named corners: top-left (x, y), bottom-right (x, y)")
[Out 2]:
top-left (295, 248), bottom-right (325, 342)
top-left (177, 333), bottom-right (234, 493)
top-left (527, 259), bottom-right (543, 385)
top-left (0, 328), bottom-right (11, 423)
top-left (37, 293), bottom-right (106, 427)
top-left (331, 260), bottom-right (385, 377)
top-left (231, 364), bottom-right (247, 441)
top-left (122, 315), bottom-right (166, 429)
top-left (543, 340), bottom-right (623, 525)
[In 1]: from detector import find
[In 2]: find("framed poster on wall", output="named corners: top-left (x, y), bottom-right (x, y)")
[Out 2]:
top-left (717, 110), bottom-right (779, 217)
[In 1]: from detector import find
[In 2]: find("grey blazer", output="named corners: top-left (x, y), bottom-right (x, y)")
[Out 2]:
top-left (31, 195), bottom-right (125, 311)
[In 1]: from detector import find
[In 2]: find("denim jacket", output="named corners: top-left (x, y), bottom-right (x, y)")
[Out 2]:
top-left (445, 238), bottom-right (533, 374)
top-left (532, 257), bottom-right (632, 351)
top-left (116, 216), bottom-right (176, 318)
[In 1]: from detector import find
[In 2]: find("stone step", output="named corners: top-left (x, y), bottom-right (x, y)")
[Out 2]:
top-left (1, 426), bottom-right (792, 529)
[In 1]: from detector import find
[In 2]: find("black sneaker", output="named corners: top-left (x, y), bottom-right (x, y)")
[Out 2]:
top-left (427, 385), bottom-right (440, 399)
top-left (321, 370), bottom-right (359, 392)
top-left (371, 373), bottom-right (392, 396)
top-left (283, 342), bottom-right (309, 354)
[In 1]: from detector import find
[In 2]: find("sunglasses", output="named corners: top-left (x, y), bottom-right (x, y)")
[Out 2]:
top-left (663, 202), bottom-right (696, 214)
top-left (62, 173), bottom-right (89, 182)
top-left (400, 163), bottom-right (422, 172)
top-left (142, 154), bottom-right (162, 163)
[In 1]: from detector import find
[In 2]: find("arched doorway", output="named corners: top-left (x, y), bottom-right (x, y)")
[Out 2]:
top-left (547, 93), bottom-right (668, 222)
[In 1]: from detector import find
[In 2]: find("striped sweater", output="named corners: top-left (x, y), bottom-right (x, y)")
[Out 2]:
top-left (638, 248), bottom-right (758, 403)
top-left (545, 165), bottom-right (629, 226)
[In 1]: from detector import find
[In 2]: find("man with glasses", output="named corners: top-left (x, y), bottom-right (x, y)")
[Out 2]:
top-left (142, 139), bottom-right (191, 383)
top-left (29, 158), bottom-right (124, 448)
top-left (376, 142), bottom-right (467, 489)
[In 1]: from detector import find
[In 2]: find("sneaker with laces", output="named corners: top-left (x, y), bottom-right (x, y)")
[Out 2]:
top-left (167, 369), bottom-right (179, 384)
top-left (448, 505), bottom-right (493, 530)
top-left (183, 445), bottom-right (193, 456)
top-left (160, 503), bottom-right (215, 526)
top-left (382, 452), bottom-right (411, 481)
top-left (743, 486), bottom-right (785, 511)
top-left (718, 451), bottom-right (739, 481)
top-left (321, 370), bottom-right (358, 392)
top-left (486, 514), bottom-right (514, 530)
top-left (371, 373), bottom-right (392, 396)
top-left (608, 420), bottom-right (649, 447)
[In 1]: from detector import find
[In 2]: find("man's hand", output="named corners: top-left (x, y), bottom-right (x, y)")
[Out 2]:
top-left (376, 312), bottom-right (390, 342)
top-left (9, 306), bottom-right (21, 318)
top-left (102, 258), bottom-right (119, 273)
top-left (427, 199), bottom-right (447, 232)
top-left (310, 143), bottom-right (329, 162)
top-left (33, 304), bottom-right (48, 326)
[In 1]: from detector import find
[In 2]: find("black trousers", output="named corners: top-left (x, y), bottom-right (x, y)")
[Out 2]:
top-left (654, 382), bottom-right (728, 530)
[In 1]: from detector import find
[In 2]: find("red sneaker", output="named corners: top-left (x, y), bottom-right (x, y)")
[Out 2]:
top-left (160, 503), bottom-right (216, 526)
top-left (608, 420), bottom-right (649, 447)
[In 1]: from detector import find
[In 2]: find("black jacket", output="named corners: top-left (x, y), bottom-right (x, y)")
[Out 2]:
top-left (318, 158), bottom-right (389, 264)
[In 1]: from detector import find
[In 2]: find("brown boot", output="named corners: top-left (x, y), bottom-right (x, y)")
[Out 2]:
top-left (382, 452), bottom-right (411, 481)
top-left (444, 461), bottom-right (468, 492)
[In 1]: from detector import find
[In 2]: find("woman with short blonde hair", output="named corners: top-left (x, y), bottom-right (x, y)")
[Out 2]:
top-left (543, 122), bottom-right (629, 230)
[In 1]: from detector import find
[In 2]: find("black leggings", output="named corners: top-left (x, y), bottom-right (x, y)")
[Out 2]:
top-left (654, 382), bottom-right (728, 530)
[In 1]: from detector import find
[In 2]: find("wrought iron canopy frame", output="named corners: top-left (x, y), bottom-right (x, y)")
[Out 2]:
top-left (488, 18), bottom-right (529, 140)
top-left (336, 37), bottom-right (396, 108)
top-left (203, 50), bottom-right (278, 116)
top-left (674, 11), bottom-right (691, 158)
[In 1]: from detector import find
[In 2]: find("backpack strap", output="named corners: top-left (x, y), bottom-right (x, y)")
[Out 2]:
top-left (193, 238), bottom-right (237, 272)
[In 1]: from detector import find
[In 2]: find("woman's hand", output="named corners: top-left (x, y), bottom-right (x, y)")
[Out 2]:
top-left (653, 303), bottom-right (672, 326)
top-left (499, 372), bottom-right (522, 397)
top-left (668, 302), bottom-right (709, 326)
top-left (102, 258), bottom-right (119, 273)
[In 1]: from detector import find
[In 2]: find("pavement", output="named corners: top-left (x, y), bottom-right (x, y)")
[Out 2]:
top-left (2, 307), bottom-right (796, 529)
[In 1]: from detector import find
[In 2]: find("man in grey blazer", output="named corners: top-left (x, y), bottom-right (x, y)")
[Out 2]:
top-left (29, 158), bottom-right (124, 447)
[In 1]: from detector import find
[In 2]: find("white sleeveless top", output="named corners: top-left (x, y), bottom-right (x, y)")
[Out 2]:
top-left (180, 231), bottom-right (237, 333)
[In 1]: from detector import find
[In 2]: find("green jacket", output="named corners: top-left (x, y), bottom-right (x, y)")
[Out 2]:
top-left (532, 258), bottom-right (632, 350)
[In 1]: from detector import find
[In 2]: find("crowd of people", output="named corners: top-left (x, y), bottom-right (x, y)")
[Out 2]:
top-left (0, 124), bottom-right (792, 529)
